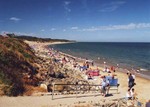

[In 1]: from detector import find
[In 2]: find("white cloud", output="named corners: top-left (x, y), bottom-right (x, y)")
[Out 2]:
top-left (63, 1), bottom-right (71, 21)
top-left (80, 23), bottom-right (150, 31)
top-left (64, 1), bottom-right (71, 5)
top-left (66, 8), bottom-right (71, 12)
top-left (63, 29), bottom-right (66, 32)
top-left (41, 29), bottom-right (45, 32)
top-left (99, 1), bottom-right (126, 12)
top-left (63, 1), bottom-right (71, 12)
top-left (15, 32), bottom-right (35, 36)
top-left (1, 31), bottom-right (9, 35)
top-left (9, 17), bottom-right (21, 21)
top-left (50, 28), bottom-right (56, 31)
top-left (71, 27), bottom-right (78, 30)
top-left (1, 31), bottom-right (35, 36)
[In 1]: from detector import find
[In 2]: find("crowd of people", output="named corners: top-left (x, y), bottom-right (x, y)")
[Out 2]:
top-left (47, 49), bottom-right (118, 97)
top-left (27, 41), bottom-right (149, 107)
top-left (46, 47), bottom-right (149, 106)
top-left (48, 48), bottom-right (140, 99)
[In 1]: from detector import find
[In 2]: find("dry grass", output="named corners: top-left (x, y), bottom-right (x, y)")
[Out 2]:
top-left (0, 37), bottom-right (39, 96)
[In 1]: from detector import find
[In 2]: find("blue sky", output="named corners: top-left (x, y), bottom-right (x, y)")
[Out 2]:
top-left (0, 0), bottom-right (150, 42)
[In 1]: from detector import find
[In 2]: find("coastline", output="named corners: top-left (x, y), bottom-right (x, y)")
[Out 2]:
top-left (45, 41), bottom-right (150, 102)
top-left (50, 42), bottom-right (150, 80)
top-left (24, 40), bottom-right (75, 47)
top-left (1, 40), bottom-right (148, 107)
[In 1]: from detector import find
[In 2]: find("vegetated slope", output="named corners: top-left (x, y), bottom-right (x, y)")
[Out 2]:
top-left (0, 36), bottom-right (39, 96)
top-left (6, 33), bottom-right (75, 42)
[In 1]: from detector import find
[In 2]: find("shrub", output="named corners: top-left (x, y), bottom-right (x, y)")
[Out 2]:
top-left (0, 71), bottom-right (11, 85)
top-left (0, 70), bottom-right (25, 96)
top-left (0, 37), bottom-right (40, 96)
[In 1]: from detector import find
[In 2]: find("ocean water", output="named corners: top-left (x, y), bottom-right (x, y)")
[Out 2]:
top-left (49, 42), bottom-right (150, 73)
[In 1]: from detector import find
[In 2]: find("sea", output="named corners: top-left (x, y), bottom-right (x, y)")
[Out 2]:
top-left (49, 42), bottom-right (150, 77)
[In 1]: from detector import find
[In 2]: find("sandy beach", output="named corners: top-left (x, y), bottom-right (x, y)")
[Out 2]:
top-left (0, 41), bottom-right (150, 107)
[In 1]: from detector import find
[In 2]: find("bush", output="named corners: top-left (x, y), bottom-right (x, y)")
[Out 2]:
top-left (0, 37), bottom-right (38, 96)
top-left (8, 84), bottom-right (25, 96)
top-left (0, 70), bottom-right (25, 96)
top-left (0, 71), bottom-right (11, 85)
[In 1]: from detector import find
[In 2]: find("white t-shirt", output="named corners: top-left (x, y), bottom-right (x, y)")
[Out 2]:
top-left (130, 90), bottom-right (134, 97)
top-left (132, 74), bottom-right (135, 79)
top-left (126, 92), bottom-right (131, 98)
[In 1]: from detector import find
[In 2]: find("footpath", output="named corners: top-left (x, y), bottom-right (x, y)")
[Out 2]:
top-left (0, 92), bottom-right (124, 107)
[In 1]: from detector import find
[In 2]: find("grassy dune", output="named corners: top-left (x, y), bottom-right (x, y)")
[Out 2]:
top-left (0, 36), bottom-right (39, 96)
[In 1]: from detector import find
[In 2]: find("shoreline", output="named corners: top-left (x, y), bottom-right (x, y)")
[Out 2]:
top-left (48, 42), bottom-right (150, 80)
top-left (1, 40), bottom-right (149, 107)
top-left (24, 40), bottom-right (75, 47)
top-left (25, 40), bottom-right (150, 103)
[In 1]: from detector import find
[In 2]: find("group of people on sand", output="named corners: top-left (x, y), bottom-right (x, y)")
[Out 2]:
top-left (82, 64), bottom-right (118, 97)
top-left (103, 66), bottom-right (116, 73)
top-left (79, 59), bottom-right (91, 71)
top-left (126, 72), bottom-right (137, 100)
top-left (48, 48), bottom-right (137, 100)
top-left (46, 47), bottom-right (150, 106)
top-left (47, 47), bottom-right (141, 101)
top-left (125, 72), bottom-right (149, 107)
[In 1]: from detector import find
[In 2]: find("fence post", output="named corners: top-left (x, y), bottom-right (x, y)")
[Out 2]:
top-left (52, 82), bottom-right (55, 100)
top-left (76, 82), bottom-right (78, 98)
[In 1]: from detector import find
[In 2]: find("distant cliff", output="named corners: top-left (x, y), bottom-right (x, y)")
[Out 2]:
top-left (5, 33), bottom-right (76, 42)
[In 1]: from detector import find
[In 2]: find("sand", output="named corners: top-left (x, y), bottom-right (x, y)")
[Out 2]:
top-left (0, 93), bottom-right (124, 107)
top-left (0, 41), bottom-right (149, 107)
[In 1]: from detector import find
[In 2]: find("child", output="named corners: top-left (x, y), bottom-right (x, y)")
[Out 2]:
top-left (126, 89), bottom-right (132, 100)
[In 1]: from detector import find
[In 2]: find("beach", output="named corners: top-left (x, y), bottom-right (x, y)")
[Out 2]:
top-left (47, 42), bottom-right (150, 102)
top-left (51, 42), bottom-right (150, 77)
top-left (0, 41), bottom-right (150, 107)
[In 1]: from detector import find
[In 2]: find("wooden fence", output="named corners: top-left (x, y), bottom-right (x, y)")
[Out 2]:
top-left (51, 83), bottom-right (119, 100)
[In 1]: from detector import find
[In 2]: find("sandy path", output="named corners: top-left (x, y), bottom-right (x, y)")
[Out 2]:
top-left (0, 93), bottom-right (123, 107)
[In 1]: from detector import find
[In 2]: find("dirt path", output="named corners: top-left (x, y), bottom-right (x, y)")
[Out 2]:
top-left (0, 92), bottom-right (123, 107)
